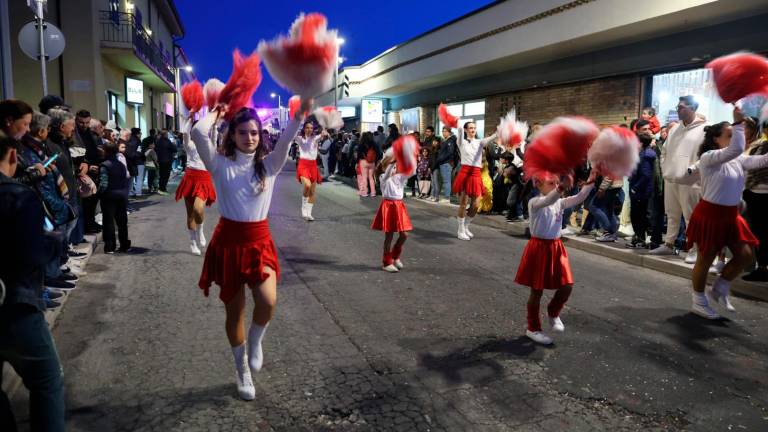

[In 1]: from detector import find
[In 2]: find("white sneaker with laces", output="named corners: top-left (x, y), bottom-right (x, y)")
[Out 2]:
top-left (560, 227), bottom-right (574, 236)
top-left (232, 344), bottom-right (256, 401)
top-left (649, 244), bottom-right (675, 255)
top-left (684, 250), bottom-right (698, 264)
top-left (549, 316), bottom-right (565, 332)
top-left (595, 233), bottom-right (617, 242)
top-left (382, 264), bottom-right (399, 273)
top-left (526, 330), bottom-right (553, 345)
top-left (190, 240), bottom-right (201, 256)
top-left (692, 293), bottom-right (720, 319)
top-left (394, 259), bottom-right (404, 270)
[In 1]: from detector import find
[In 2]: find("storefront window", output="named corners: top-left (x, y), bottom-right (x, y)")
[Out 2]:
top-left (438, 100), bottom-right (486, 138)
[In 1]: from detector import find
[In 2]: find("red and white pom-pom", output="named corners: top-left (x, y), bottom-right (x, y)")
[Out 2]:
top-left (588, 126), bottom-right (641, 178)
top-left (497, 109), bottom-right (528, 149)
top-left (523, 116), bottom-right (599, 182)
top-left (706, 52), bottom-right (768, 103)
top-left (392, 135), bottom-right (419, 176)
top-left (288, 95), bottom-right (301, 120)
top-left (181, 80), bottom-right (204, 114)
top-left (218, 50), bottom-right (262, 119)
top-left (203, 78), bottom-right (225, 111)
top-left (313, 106), bottom-right (343, 130)
top-left (258, 13), bottom-right (338, 98)
top-left (438, 103), bottom-right (458, 129)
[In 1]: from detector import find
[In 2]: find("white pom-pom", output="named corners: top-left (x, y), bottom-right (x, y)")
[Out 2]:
top-left (588, 126), bottom-right (641, 178)
top-left (497, 109), bottom-right (528, 149)
top-left (313, 106), bottom-right (344, 130)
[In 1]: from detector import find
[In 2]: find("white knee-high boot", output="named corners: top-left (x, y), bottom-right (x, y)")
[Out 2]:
top-left (231, 344), bottom-right (255, 400)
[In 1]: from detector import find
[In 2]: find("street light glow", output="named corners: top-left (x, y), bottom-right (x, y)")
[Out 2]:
top-left (270, 93), bottom-right (277, 98)
top-left (337, 37), bottom-right (345, 46)
top-left (338, 57), bottom-right (345, 64)
top-left (184, 65), bottom-right (193, 72)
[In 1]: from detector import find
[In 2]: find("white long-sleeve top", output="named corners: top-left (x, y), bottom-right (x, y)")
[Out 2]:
top-left (699, 123), bottom-right (768, 206)
top-left (190, 111), bottom-right (302, 222)
top-left (296, 134), bottom-right (321, 160)
top-left (182, 118), bottom-right (206, 171)
top-left (528, 185), bottom-right (594, 239)
top-left (457, 127), bottom-right (496, 168)
top-left (379, 164), bottom-right (408, 200)
top-left (661, 116), bottom-right (706, 184)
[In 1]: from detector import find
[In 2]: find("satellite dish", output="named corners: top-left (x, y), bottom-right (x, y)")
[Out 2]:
top-left (18, 20), bottom-right (66, 62)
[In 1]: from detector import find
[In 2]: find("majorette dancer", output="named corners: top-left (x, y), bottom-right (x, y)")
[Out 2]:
top-left (685, 108), bottom-right (767, 318)
top-left (176, 81), bottom-right (217, 255)
top-left (294, 122), bottom-right (328, 221)
top-left (371, 146), bottom-right (415, 273)
top-left (515, 172), bottom-right (596, 345)
top-left (452, 121), bottom-right (496, 240)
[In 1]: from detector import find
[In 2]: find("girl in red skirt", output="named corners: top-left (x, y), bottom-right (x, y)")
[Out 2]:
top-left (176, 118), bottom-right (217, 255)
top-left (452, 121), bottom-right (496, 240)
top-left (294, 122), bottom-right (329, 221)
top-left (190, 98), bottom-right (313, 400)
top-left (686, 111), bottom-right (767, 318)
top-left (371, 154), bottom-right (412, 272)
top-left (515, 172), bottom-right (596, 345)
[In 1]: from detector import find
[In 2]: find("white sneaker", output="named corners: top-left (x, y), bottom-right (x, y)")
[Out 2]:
top-left (439, 198), bottom-right (450, 204)
top-left (692, 295), bottom-right (720, 320)
top-left (526, 330), bottom-right (553, 345)
top-left (464, 224), bottom-right (474, 238)
top-left (190, 240), bottom-right (201, 256)
top-left (457, 227), bottom-right (470, 241)
top-left (560, 227), bottom-right (574, 236)
top-left (232, 345), bottom-right (256, 401)
top-left (549, 316), bottom-right (565, 332)
top-left (382, 264), bottom-right (399, 273)
top-left (710, 277), bottom-right (736, 313)
top-left (394, 259), bottom-right (404, 270)
top-left (709, 260), bottom-right (726, 274)
top-left (595, 233), bottom-right (617, 242)
top-left (649, 244), bottom-right (675, 255)
top-left (684, 250), bottom-right (698, 264)
top-left (197, 228), bottom-right (207, 248)
top-left (306, 204), bottom-right (315, 222)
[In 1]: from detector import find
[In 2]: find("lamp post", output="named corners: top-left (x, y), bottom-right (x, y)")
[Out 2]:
top-left (173, 64), bottom-right (194, 130)
top-left (334, 37), bottom-right (345, 107)
top-left (270, 92), bottom-right (282, 128)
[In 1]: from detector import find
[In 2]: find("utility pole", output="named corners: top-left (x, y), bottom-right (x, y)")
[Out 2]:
top-left (35, 0), bottom-right (48, 95)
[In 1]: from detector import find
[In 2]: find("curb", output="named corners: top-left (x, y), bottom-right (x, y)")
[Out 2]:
top-left (332, 175), bottom-right (768, 302)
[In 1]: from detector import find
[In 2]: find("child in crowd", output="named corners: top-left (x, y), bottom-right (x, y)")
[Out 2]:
top-left (515, 171), bottom-right (596, 345)
top-left (144, 142), bottom-right (159, 193)
top-left (371, 154), bottom-right (412, 273)
top-left (633, 106), bottom-right (661, 135)
top-left (416, 147), bottom-right (431, 198)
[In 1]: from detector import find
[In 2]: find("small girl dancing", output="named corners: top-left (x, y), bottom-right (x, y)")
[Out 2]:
top-left (515, 172), bottom-right (596, 345)
top-left (371, 154), bottom-right (413, 272)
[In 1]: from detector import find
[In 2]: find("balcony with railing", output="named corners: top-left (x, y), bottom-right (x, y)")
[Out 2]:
top-left (99, 10), bottom-right (175, 89)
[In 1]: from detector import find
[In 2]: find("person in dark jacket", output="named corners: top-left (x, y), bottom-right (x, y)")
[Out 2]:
top-left (127, 128), bottom-right (145, 196)
top-left (155, 130), bottom-right (176, 194)
top-left (75, 111), bottom-right (103, 234)
top-left (627, 120), bottom-right (657, 248)
top-left (98, 142), bottom-right (131, 253)
top-left (0, 130), bottom-right (65, 432)
top-left (383, 123), bottom-right (400, 151)
top-left (433, 126), bottom-right (456, 202)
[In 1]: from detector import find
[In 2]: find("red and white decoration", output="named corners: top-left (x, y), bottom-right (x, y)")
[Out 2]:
top-left (588, 126), bottom-right (641, 178)
top-left (258, 13), bottom-right (339, 98)
top-left (218, 50), bottom-right (262, 120)
top-left (392, 135), bottom-right (419, 176)
top-left (523, 116), bottom-right (598, 182)
top-left (203, 78), bottom-right (225, 112)
top-left (288, 95), bottom-right (301, 120)
top-left (313, 106), bottom-right (344, 130)
top-left (706, 52), bottom-right (768, 103)
top-left (181, 80), bottom-right (204, 114)
top-left (497, 109), bottom-right (528, 149)
top-left (438, 103), bottom-right (458, 129)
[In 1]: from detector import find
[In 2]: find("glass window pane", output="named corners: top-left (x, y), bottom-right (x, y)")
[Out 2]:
top-left (447, 104), bottom-right (462, 117)
top-left (463, 101), bottom-right (485, 116)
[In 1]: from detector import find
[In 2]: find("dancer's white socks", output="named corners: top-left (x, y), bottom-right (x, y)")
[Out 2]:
top-left (465, 217), bottom-right (474, 237)
top-left (247, 323), bottom-right (268, 374)
top-left (231, 344), bottom-right (255, 401)
top-left (301, 197), bottom-right (308, 218)
top-left (196, 223), bottom-right (206, 247)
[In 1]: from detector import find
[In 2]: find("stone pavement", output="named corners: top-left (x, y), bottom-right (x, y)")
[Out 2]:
top-left (9, 167), bottom-right (768, 431)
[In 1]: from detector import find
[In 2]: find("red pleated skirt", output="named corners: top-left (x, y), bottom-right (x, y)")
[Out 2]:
top-left (371, 199), bottom-right (413, 233)
top-left (198, 218), bottom-right (280, 304)
top-left (175, 168), bottom-right (217, 205)
top-left (452, 165), bottom-right (485, 197)
top-left (515, 237), bottom-right (574, 290)
top-left (296, 158), bottom-right (322, 184)
top-left (686, 199), bottom-right (759, 254)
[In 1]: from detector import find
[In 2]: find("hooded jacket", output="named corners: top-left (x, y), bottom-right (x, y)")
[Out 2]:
top-left (661, 115), bottom-right (706, 184)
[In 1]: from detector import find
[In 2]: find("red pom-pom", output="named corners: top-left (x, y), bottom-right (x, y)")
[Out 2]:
top-left (313, 106), bottom-right (343, 130)
top-left (523, 116), bottom-right (598, 182)
top-left (219, 50), bottom-right (263, 120)
top-left (203, 78), bottom-right (225, 112)
top-left (258, 13), bottom-right (338, 98)
top-left (392, 135), bottom-right (419, 176)
top-left (288, 95), bottom-right (301, 120)
top-left (438, 103), bottom-right (458, 129)
top-left (706, 52), bottom-right (768, 103)
top-left (497, 109), bottom-right (528, 149)
top-left (181, 80), bottom-right (204, 114)
top-left (588, 126), bottom-right (641, 178)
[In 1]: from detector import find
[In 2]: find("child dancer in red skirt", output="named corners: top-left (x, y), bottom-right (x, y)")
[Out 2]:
top-left (176, 118), bottom-right (217, 255)
top-left (515, 172), bottom-right (596, 345)
top-left (686, 110), bottom-right (767, 318)
top-left (191, 98), bottom-right (313, 400)
top-left (452, 121), bottom-right (496, 240)
top-left (371, 154), bottom-right (412, 272)
top-left (294, 122), bottom-right (329, 221)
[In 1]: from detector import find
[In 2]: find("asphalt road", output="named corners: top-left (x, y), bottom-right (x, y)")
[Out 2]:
top-left (12, 166), bottom-right (768, 431)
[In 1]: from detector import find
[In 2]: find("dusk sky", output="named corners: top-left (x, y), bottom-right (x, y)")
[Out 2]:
top-left (176, 0), bottom-right (495, 107)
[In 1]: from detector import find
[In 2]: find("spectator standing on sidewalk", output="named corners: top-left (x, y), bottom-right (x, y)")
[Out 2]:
top-left (742, 117), bottom-right (768, 282)
top-left (356, 132), bottom-right (377, 197)
top-left (98, 141), bottom-right (131, 253)
top-left (627, 120), bottom-right (657, 248)
top-left (144, 141), bottom-right (159, 193)
top-left (428, 135), bottom-right (441, 201)
top-left (0, 129), bottom-right (65, 432)
top-left (75, 110), bottom-right (101, 236)
top-left (384, 124), bottom-right (400, 151)
top-left (373, 125), bottom-right (385, 155)
top-left (47, 109), bottom-right (83, 245)
top-left (590, 175), bottom-right (623, 242)
top-left (127, 128), bottom-right (145, 196)
top-left (650, 96), bottom-right (706, 263)
top-left (416, 147), bottom-right (432, 198)
top-left (156, 130), bottom-right (176, 194)
top-left (433, 126), bottom-right (456, 203)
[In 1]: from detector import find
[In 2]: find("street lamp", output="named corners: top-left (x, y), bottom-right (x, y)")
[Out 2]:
top-left (184, 65), bottom-right (193, 72)
top-left (334, 36), bottom-right (345, 107)
top-left (270, 92), bottom-right (283, 129)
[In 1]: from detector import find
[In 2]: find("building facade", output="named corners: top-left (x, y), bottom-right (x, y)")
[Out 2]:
top-left (1, 0), bottom-right (191, 132)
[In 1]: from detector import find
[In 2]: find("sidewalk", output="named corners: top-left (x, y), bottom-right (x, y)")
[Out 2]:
top-left (331, 174), bottom-right (768, 302)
